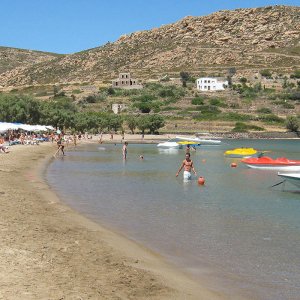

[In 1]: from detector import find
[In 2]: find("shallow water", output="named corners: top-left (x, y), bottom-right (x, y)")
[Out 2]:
top-left (46, 139), bottom-right (300, 300)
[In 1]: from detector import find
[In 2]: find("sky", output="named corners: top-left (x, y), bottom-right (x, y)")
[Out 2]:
top-left (0, 0), bottom-right (298, 54)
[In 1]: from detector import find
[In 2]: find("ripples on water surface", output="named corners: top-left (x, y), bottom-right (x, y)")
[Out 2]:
top-left (46, 139), bottom-right (300, 300)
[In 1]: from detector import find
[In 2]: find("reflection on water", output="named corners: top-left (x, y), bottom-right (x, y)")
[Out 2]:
top-left (46, 140), bottom-right (300, 300)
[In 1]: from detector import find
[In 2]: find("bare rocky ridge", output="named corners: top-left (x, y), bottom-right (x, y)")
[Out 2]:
top-left (0, 5), bottom-right (300, 87)
top-left (0, 47), bottom-right (61, 76)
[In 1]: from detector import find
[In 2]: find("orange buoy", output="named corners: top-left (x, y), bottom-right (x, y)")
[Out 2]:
top-left (231, 162), bottom-right (237, 168)
top-left (198, 176), bottom-right (205, 185)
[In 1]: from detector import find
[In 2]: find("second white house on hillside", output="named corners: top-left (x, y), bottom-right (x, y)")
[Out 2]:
top-left (196, 77), bottom-right (228, 91)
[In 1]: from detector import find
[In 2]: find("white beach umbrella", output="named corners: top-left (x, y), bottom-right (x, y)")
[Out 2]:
top-left (32, 125), bottom-right (48, 132)
top-left (19, 124), bottom-right (34, 131)
top-left (0, 122), bottom-right (20, 132)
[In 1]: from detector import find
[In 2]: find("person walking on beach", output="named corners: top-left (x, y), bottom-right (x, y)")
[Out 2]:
top-left (176, 153), bottom-right (197, 180)
top-left (122, 141), bottom-right (128, 160)
top-left (73, 134), bottom-right (77, 147)
top-left (54, 135), bottom-right (65, 157)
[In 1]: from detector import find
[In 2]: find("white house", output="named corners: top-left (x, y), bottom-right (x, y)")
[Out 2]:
top-left (112, 103), bottom-right (127, 114)
top-left (196, 77), bottom-right (228, 91)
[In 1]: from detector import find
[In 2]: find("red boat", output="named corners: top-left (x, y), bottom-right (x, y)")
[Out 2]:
top-left (241, 156), bottom-right (300, 171)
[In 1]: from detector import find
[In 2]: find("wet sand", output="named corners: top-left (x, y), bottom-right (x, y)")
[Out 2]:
top-left (0, 140), bottom-right (240, 300)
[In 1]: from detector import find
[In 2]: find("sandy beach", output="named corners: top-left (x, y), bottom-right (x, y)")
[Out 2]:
top-left (0, 139), bottom-right (235, 300)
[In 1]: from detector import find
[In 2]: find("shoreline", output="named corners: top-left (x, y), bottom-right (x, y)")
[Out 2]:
top-left (0, 142), bottom-right (236, 299)
top-left (74, 131), bottom-right (300, 146)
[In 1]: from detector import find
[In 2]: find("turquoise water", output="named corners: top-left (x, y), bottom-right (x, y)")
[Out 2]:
top-left (46, 139), bottom-right (300, 300)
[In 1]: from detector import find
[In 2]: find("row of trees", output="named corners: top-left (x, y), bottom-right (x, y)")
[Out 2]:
top-left (0, 94), bottom-right (165, 134)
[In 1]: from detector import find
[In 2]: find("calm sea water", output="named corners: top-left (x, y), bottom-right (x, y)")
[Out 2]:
top-left (46, 139), bottom-right (300, 300)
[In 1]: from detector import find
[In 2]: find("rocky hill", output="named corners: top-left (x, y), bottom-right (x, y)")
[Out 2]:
top-left (0, 47), bottom-right (62, 77)
top-left (0, 5), bottom-right (300, 87)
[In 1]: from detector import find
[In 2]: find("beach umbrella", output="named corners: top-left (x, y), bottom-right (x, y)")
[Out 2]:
top-left (31, 125), bottom-right (48, 132)
top-left (19, 124), bottom-right (34, 131)
top-left (0, 122), bottom-right (20, 132)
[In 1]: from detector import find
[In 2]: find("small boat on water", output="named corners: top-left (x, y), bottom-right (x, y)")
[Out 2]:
top-left (224, 148), bottom-right (258, 158)
top-left (157, 135), bottom-right (221, 149)
top-left (242, 156), bottom-right (300, 171)
top-left (278, 172), bottom-right (300, 188)
top-left (157, 138), bottom-right (182, 149)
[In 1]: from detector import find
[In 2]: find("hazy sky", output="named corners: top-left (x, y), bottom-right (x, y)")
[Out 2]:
top-left (0, 0), bottom-right (298, 54)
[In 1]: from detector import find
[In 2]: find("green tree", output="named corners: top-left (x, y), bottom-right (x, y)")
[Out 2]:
top-left (107, 114), bottom-right (123, 132)
top-left (136, 116), bottom-right (150, 134)
top-left (180, 71), bottom-right (190, 87)
top-left (126, 115), bottom-right (137, 134)
top-left (134, 102), bottom-right (152, 113)
top-left (240, 77), bottom-right (247, 84)
top-left (147, 115), bottom-right (165, 134)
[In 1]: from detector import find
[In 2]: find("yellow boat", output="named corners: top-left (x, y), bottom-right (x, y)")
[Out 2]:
top-left (224, 148), bottom-right (258, 158)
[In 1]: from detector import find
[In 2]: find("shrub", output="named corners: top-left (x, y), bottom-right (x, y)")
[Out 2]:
top-left (232, 122), bottom-right (248, 132)
top-left (256, 107), bottom-right (272, 114)
top-left (131, 94), bottom-right (156, 102)
top-left (107, 87), bottom-right (116, 95)
top-left (191, 97), bottom-right (204, 105)
top-left (260, 69), bottom-right (272, 78)
top-left (72, 89), bottom-right (82, 94)
top-left (232, 122), bottom-right (264, 132)
top-left (161, 106), bottom-right (178, 111)
top-left (282, 102), bottom-right (295, 109)
top-left (259, 114), bottom-right (284, 124)
top-left (85, 95), bottom-right (96, 103)
top-left (290, 70), bottom-right (300, 79)
top-left (285, 116), bottom-right (299, 132)
top-left (229, 102), bottom-right (240, 109)
top-left (220, 112), bottom-right (252, 122)
top-left (158, 89), bottom-right (175, 98)
top-left (288, 92), bottom-right (300, 101)
top-left (209, 98), bottom-right (227, 107)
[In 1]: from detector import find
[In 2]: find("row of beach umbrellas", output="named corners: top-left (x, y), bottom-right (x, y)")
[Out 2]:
top-left (0, 122), bottom-right (55, 133)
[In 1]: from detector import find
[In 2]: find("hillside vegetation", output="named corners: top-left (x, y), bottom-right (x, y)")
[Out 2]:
top-left (0, 6), bottom-right (300, 87)
top-left (0, 5), bottom-right (299, 134)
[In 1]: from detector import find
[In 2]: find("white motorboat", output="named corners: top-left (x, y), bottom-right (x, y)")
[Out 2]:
top-left (278, 172), bottom-right (300, 188)
top-left (157, 135), bottom-right (221, 149)
top-left (157, 139), bottom-right (182, 149)
top-left (194, 133), bottom-right (222, 145)
top-left (176, 135), bottom-right (221, 145)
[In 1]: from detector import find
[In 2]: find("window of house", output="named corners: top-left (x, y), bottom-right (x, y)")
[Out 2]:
top-left (208, 80), bottom-right (210, 83)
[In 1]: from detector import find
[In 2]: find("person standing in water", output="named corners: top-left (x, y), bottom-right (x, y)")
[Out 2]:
top-left (176, 153), bottom-right (197, 180)
top-left (122, 141), bottom-right (128, 160)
